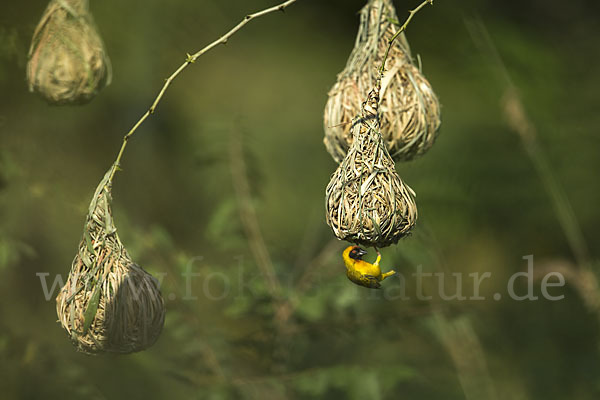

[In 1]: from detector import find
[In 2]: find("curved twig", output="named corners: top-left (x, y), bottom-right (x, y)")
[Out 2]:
top-left (379, 0), bottom-right (433, 74)
top-left (107, 0), bottom-right (299, 184)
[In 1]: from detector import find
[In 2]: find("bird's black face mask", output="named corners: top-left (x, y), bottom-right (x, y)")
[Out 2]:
top-left (349, 246), bottom-right (368, 260)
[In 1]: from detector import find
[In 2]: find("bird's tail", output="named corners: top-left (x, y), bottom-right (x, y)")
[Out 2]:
top-left (381, 270), bottom-right (396, 280)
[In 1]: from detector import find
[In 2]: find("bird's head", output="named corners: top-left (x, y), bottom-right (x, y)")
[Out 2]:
top-left (343, 245), bottom-right (368, 260)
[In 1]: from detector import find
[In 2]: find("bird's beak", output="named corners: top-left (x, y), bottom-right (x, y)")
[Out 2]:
top-left (357, 247), bottom-right (368, 257)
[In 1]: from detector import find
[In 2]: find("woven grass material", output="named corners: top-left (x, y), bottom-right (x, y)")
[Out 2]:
top-left (323, 0), bottom-right (440, 163)
top-left (56, 169), bottom-right (164, 354)
top-left (325, 78), bottom-right (417, 248)
top-left (27, 0), bottom-right (111, 105)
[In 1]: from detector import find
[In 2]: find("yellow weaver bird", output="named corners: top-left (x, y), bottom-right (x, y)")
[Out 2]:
top-left (342, 245), bottom-right (396, 289)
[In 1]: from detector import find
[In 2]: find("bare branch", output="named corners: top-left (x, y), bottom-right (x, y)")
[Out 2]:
top-left (107, 0), bottom-right (300, 184)
top-left (229, 131), bottom-right (282, 298)
top-left (465, 17), bottom-right (591, 267)
top-left (379, 0), bottom-right (434, 74)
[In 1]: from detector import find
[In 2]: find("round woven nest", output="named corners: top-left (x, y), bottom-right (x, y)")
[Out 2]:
top-left (56, 169), bottom-right (164, 354)
top-left (323, 0), bottom-right (440, 163)
top-left (27, 0), bottom-right (111, 105)
top-left (325, 78), bottom-right (417, 248)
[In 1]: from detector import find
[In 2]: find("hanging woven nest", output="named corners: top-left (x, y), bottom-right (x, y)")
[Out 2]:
top-left (27, 0), bottom-right (112, 105)
top-left (323, 0), bottom-right (440, 163)
top-left (56, 169), bottom-right (165, 354)
top-left (325, 78), bottom-right (417, 248)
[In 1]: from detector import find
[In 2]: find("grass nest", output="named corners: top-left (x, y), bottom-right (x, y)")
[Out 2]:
top-left (325, 78), bottom-right (417, 248)
top-left (323, 0), bottom-right (440, 163)
top-left (27, 0), bottom-right (111, 105)
top-left (56, 169), bottom-right (165, 354)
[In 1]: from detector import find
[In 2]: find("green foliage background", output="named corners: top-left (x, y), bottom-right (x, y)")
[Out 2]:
top-left (1, 0), bottom-right (600, 398)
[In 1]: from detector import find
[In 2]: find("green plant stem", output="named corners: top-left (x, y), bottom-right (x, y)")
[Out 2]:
top-left (107, 0), bottom-right (299, 184)
top-left (523, 137), bottom-right (590, 266)
top-left (378, 0), bottom-right (434, 75)
top-left (465, 17), bottom-right (591, 267)
top-left (228, 129), bottom-right (282, 298)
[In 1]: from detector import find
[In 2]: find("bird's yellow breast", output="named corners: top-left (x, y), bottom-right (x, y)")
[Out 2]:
top-left (344, 258), bottom-right (382, 278)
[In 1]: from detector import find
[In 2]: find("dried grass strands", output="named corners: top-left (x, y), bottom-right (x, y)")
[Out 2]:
top-left (27, 0), bottom-right (111, 105)
top-left (325, 79), bottom-right (417, 248)
top-left (323, 0), bottom-right (440, 163)
top-left (56, 169), bottom-right (164, 354)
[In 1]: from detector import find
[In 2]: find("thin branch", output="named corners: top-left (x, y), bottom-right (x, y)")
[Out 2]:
top-left (433, 313), bottom-right (499, 400)
top-left (273, 238), bottom-right (343, 325)
top-left (142, 238), bottom-right (227, 381)
top-left (465, 17), bottom-right (591, 267)
top-left (295, 238), bottom-right (344, 294)
top-left (379, 0), bottom-right (434, 75)
top-left (107, 0), bottom-right (299, 184)
top-left (533, 259), bottom-right (600, 312)
top-left (229, 130), bottom-right (282, 298)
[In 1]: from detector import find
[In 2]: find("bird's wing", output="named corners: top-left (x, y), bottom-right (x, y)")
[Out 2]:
top-left (354, 260), bottom-right (381, 277)
top-left (362, 274), bottom-right (381, 289)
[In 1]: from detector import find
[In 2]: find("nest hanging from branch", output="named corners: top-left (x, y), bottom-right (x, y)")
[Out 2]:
top-left (325, 78), bottom-right (417, 248)
top-left (56, 169), bottom-right (165, 354)
top-left (323, 0), bottom-right (440, 163)
top-left (27, 0), bottom-right (112, 105)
